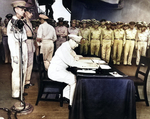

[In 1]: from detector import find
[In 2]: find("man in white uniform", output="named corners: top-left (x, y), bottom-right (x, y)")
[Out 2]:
top-left (135, 23), bottom-right (150, 65)
top-left (37, 14), bottom-right (57, 69)
top-left (7, 0), bottom-right (28, 98)
top-left (48, 34), bottom-right (82, 106)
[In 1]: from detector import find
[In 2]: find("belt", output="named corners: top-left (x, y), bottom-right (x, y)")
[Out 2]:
top-left (91, 39), bottom-right (99, 40)
top-left (138, 40), bottom-right (147, 42)
top-left (115, 38), bottom-right (123, 40)
top-left (3, 36), bottom-right (8, 37)
top-left (126, 39), bottom-right (135, 41)
top-left (27, 36), bottom-right (33, 39)
top-left (58, 36), bottom-right (67, 38)
top-left (103, 39), bottom-right (111, 40)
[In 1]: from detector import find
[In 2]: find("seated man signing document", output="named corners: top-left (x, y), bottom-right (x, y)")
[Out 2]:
top-left (48, 34), bottom-right (95, 107)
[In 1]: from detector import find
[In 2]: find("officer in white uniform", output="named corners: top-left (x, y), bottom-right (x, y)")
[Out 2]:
top-left (135, 23), bottom-right (150, 65)
top-left (48, 34), bottom-right (83, 106)
top-left (7, 0), bottom-right (28, 98)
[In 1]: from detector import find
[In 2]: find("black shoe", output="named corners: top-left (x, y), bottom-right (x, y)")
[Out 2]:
top-left (68, 105), bottom-right (72, 110)
top-left (23, 93), bottom-right (28, 96)
top-left (24, 83), bottom-right (34, 89)
top-left (63, 97), bottom-right (70, 104)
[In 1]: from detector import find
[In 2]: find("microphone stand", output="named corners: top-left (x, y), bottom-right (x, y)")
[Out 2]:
top-left (11, 26), bottom-right (34, 116)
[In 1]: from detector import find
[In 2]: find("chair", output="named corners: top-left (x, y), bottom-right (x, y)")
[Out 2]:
top-left (35, 54), bottom-right (67, 107)
top-left (129, 56), bottom-right (150, 106)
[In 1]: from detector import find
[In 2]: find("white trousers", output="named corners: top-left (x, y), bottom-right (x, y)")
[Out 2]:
top-left (48, 65), bottom-right (76, 105)
top-left (136, 42), bottom-right (147, 65)
top-left (11, 42), bottom-right (27, 98)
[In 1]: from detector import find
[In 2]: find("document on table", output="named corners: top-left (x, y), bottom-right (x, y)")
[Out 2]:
top-left (77, 69), bottom-right (96, 73)
top-left (109, 72), bottom-right (123, 77)
top-left (99, 64), bottom-right (111, 69)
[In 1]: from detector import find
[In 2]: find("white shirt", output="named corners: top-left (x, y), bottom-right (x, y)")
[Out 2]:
top-left (49, 41), bottom-right (77, 70)
top-left (37, 21), bottom-right (57, 41)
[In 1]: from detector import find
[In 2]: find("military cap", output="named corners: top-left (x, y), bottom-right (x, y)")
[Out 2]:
top-left (94, 20), bottom-right (100, 25)
top-left (141, 22), bottom-right (147, 27)
top-left (71, 19), bottom-right (76, 24)
top-left (124, 23), bottom-right (129, 26)
top-left (81, 19), bottom-right (87, 23)
top-left (86, 19), bottom-right (91, 23)
top-left (68, 34), bottom-right (82, 44)
top-left (91, 19), bottom-right (96, 22)
top-left (100, 19), bottom-right (106, 22)
top-left (11, 0), bottom-right (26, 8)
top-left (39, 14), bottom-right (49, 19)
top-left (58, 17), bottom-right (64, 22)
top-left (111, 23), bottom-right (117, 26)
top-left (116, 21), bottom-right (123, 25)
top-left (105, 21), bottom-right (111, 25)
top-left (129, 21), bottom-right (135, 25)
top-left (76, 20), bottom-right (80, 23)
top-left (5, 13), bottom-right (13, 19)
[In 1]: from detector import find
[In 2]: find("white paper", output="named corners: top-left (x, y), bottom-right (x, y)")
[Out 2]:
top-left (109, 72), bottom-right (123, 77)
top-left (77, 69), bottom-right (96, 73)
top-left (99, 65), bottom-right (111, 69)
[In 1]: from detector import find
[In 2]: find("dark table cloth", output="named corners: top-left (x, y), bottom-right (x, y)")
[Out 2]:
top-left (69, 77), bottom-right (136, 119)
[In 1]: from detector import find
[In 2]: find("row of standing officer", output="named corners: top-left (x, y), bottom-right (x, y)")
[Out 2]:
top-left (66, 19), bottom-right (150, 66)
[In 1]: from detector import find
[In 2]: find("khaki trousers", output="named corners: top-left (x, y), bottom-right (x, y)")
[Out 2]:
top-left (113, 40), bottom-right (123, 64)
top-left (123, 40), bottom-right (135, 65)
top-left (80, 39), bottom-right (89, 55)
top-left (40, 40), bottom-right (54, 62)
top-left (90, 40), bottom-right (100, 56)
top-left (101, 40), bottom-right (111, 63)
top-left (136, 42), bottom-right (147, 65)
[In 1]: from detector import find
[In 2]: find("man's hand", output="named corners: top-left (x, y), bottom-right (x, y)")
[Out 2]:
top-left (13, 56), bottom-right (18, 64)
top-left (36, 38), bottom-right (42, 42)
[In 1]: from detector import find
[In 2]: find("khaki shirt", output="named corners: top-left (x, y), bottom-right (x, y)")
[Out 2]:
top-left (125, 28), bottom-right (137, 39)
top-left (79, 28), bottom-right (90, 40)
top-left (114, 28), bottom-right (125, 44)
top-left (90, 28), bottom-right (101, 40)
top-left (101, 29), bottom-right (114, 44)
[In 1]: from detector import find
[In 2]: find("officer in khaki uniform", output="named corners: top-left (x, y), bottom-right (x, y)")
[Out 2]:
top-left (90, 20), bottom-right (101, 56)
top-left (135, 23), bottom-right (150, 65)
top-left (79, 20), bottom-right (90, 55)
top-left (101, 21), bottom-right (114, 63)
top-left (113, 22), bottom-right (125, 65)
top-left (55, 17), bottom-right (68, 50)
top-left (123, 21), bottom-right (137, 65)
top-left (68, 19), bottom-right (79, 35)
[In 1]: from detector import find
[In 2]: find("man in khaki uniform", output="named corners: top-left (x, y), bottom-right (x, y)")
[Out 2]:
top-left (101, 21), bottom-right (114, 63)
top-left (55, 17), bottom-right (68, 50)
top-left (90, 20), bottom-right (101, 56)
top-left (68, 19), bottom-right (79, 35)
top-left (123, 21), bottom-right (137, 65)
top-left (135, 23), bottom-right (150, 65)
top-left (37, 14), bottom-right (57, 69)
top-left (113, 22), bottom-right (125, 65)
top-left (24, 7), bottom-right (35, 88)
top-left (79, 20), bottom-right (90, 56)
